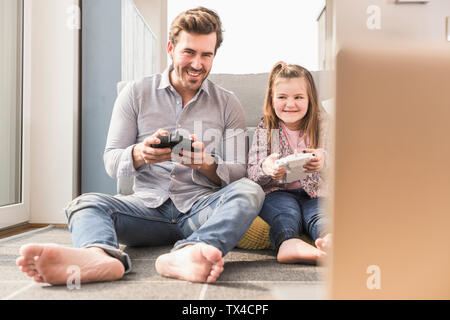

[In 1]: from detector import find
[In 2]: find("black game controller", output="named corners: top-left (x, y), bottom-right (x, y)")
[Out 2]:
top-left (151, 131), bottom-right (198, 153)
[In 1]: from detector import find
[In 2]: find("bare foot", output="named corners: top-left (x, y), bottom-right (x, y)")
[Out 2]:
top-left (155, 243), bottom-right (224, 283)
top-left (277, 238), bottom-right (326, 264)
top-left (315, 233), bottom-right (332, 252)
top-left (16, 243), bottom-right (125, 285)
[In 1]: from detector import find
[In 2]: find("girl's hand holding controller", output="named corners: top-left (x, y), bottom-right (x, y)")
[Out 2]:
top-left (302, 148), bottom-right (324, 173)
top-left (262, 153), bottom-right (287, 180)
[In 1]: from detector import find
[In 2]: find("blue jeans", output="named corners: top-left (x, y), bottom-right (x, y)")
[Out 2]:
top-left (259, 189), bottom-right (329, 251)
top-left (64, 178), bottom-right (265, 273)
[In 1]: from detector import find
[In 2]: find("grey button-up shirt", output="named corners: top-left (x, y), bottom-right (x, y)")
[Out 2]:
top-left (104, 66), bottom-right (247, 213)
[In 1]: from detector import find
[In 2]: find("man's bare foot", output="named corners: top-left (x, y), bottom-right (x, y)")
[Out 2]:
top-left (16, 243), bottom-right (125, 285)
top-left (277, 238), bottom-right (326, 264)
top-left (315, 233), bottom-right (332, 252)
top-left (155, 243), bottom-right (224, 283)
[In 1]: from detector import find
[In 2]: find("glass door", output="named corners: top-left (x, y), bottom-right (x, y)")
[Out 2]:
top-left (0, 0), bottom-right (29, 230)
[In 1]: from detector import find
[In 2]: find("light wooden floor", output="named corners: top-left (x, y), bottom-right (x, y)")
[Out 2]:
top-left (0, 224), bottom-right (47, 240)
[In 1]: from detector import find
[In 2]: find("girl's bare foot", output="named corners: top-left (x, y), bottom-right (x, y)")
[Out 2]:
top-left (16, 243), bottom-right (125, 285)
top-left (155, 243), bottom-right (224, 283)
top-left (315, 233), bottom-right (332, 252)
top-left (277, 238), bottom-right (326, 264)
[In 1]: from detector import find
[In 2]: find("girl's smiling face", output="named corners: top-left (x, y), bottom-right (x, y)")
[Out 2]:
top-left (272, 77), bottom-right (309, 130)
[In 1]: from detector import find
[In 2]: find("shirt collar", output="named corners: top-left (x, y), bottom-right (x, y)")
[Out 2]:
top-left (158, 64), bottom-right (210, 96)
top-left (158, 65), bottom-right (172, 90)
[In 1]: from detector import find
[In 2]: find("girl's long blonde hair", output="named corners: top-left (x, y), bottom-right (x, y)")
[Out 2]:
top-left (263, 61), bottom-right (320, 150)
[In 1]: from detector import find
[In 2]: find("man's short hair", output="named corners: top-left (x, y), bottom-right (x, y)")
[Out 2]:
top-left (169, 7), bottom-right (223, 54)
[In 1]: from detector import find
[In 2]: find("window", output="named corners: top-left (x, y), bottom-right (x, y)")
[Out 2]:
top-left (0, 0), bottom-right (29, 230)
top-left (0, 0), bottom-right (23, 208)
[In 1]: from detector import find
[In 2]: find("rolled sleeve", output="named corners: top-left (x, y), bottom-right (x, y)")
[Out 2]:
top-left (247, 123), bottom-right (272, 186)
top-left (117, 145), bottom-right (149, 178)
top-left (214, 153), bottom-right (246, 187)
top-left (252, 157), bottom-right (272, 186)
top-left (218, 94), bottom-right (247, 185)
top-left (103, 81), bottom-right (146, 179)
top-left (191, 152), bottom-right (246, 188)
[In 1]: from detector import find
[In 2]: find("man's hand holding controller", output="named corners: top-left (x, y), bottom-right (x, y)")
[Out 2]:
top-left (170, 134), bottom-right (216, 171)
top-left (132, 129), bottom-right (173, 169)
top-left (132, 129), bottom-right (215, 171)
top-left (141, 130), bottom-right (220, 185)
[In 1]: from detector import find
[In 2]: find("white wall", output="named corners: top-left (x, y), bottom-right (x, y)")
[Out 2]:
top-left (28, 0), bottom-right (80, 224)
top-left (168, 0), bottom-right (325, 73)
top-left (334, 0), bottom-right (450, 48)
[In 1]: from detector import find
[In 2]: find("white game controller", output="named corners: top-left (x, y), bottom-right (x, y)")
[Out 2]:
top-left (274, 150), bottom-right (316, 183)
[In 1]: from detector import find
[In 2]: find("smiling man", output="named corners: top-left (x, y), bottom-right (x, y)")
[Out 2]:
top-left (16, 7), bottom-right (265, 285)
top-left (169, 32), bottom-right (215, 103)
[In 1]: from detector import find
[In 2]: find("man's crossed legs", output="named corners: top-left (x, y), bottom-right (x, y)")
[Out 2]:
top-left (16, 178), bottom-right (265, 284)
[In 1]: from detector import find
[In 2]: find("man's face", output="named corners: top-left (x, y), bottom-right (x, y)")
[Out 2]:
top-left (168, 31), bottom-right (216, 93)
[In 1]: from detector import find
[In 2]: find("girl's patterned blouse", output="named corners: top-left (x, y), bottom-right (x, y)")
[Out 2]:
top-left (247, 111), bottom-right (331, 198)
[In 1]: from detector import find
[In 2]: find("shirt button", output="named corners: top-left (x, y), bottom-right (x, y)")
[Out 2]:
top-left (171, 174), bottom-right (175, 178)
top-left (177, 124), bottom-right (181, 128)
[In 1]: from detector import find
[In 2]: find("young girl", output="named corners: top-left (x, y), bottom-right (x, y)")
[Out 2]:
top-left (247, 62), bottom-right (332, 264)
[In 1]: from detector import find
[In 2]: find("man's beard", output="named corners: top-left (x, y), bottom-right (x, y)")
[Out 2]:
top-left (177, 66), bottom-right (209, 91)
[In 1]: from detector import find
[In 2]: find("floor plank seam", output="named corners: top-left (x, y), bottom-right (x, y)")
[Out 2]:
top-left (1, 282), bottom-right (36, 300)
top-left (198, 284), bottom-right (208, 300)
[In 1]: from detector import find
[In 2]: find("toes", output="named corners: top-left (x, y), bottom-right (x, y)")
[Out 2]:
top-left (315, 238), bottom-right (323, 249)
top-left (206, 272), bottom-right (219, 283)
top-left (316, 249), bottom-right (327, 259)
top-left (27, 270), bottom-right (38, 278)
top-left (19, 244), bottom-right (44, 261)
top-left (16, 255), bottom-right (36, 266)
top-left (208, 271), bottom-right (221, 282)
top-left (215, 258), bottom-right (225, 268)
top-left (16, 256), bottom-right (26, 266)
top-left (19, 264), bottom-right (37, 273)
top-left (199, 244), bottom-right (223, 265)
top-left (317, 240), bottom-right (329, 251)
top-left (210, 268), bottom-right (221, 278)
top-left (197, 263), bottom-right (223, 283)
top-left (212, 264), bottom-right (223, 274)
top-left (206, 264), bottom-right (224, 283)
top-left (33, 275), bottom-right (44, 283)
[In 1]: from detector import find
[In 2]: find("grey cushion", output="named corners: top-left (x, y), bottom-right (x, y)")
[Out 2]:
top-left (209, 71), bottom-right (334, 127)
top-left (208, 73), bottom-right (269, 127)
